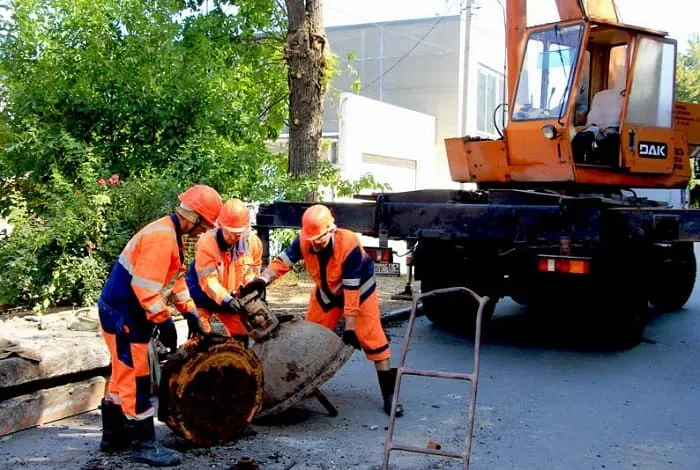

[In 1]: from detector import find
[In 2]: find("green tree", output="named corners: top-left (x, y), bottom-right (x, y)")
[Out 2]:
top-left (0, 0), bottom-right (291, 309)
top-left (677, 35), bottom-right (700, 207)
top-left (0, 0), bottom-right (290, 205)
top-left (676, 35), bottom-right (700, 103)
top-left (0, 0), bottom-right (385, 310)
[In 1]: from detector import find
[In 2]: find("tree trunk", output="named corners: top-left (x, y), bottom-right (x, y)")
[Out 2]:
top-left (284, 0), bottom-right (326, 201)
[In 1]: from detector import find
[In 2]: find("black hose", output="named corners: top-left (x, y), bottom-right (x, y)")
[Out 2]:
top-left (493, 102), bottom-right (507, 139)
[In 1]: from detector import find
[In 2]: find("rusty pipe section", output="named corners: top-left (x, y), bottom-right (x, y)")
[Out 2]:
top-left (251, 316), bottom-right (354, 419)
top-left (158, 335), bottom-right (264, 447)
top-left (158, 314), bottom-right (354, 444)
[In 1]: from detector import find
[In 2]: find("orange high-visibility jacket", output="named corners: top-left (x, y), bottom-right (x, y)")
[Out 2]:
top-left (188, 229), bottom-right (262, 310)
top-left (100, 214), bottom-right (195, 324)
top-left (262, 229), bottom-right (376, 317)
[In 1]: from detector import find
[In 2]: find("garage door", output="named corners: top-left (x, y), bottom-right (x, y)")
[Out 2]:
top-left (361, 153), bottom-right (417, 192)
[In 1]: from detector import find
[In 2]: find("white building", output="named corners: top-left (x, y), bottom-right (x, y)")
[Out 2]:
top-left (323, 8), bottom-right (507, 189)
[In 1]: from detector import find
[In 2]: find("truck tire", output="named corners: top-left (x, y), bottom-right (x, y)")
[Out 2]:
top-left (648, 243), bottom-right (696, 312)
top-left (598, 291), bottom-right (647, 350)
top-left (594, 249), bottom-right (649, 349)
top-left (420, 277), bottom-right (497, 333)
top-left (509, 291), bottom-right (531, 306)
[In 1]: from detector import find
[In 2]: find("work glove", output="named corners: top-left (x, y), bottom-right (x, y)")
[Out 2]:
top-left (239, 277), bottom-right (267, 298)
top-left (183, 311), bottom-right (207, 339)
top-left (156, 318), bottom-right (178, 352)
top-left (223, 295), bottom-right (244, 314)
top-left (342, 329), bottom-right (362, 350)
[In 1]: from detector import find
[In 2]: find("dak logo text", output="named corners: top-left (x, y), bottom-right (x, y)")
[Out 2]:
top-left (638, 141), bottom-right (668, 159)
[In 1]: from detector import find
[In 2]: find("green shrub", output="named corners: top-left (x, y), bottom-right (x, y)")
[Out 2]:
top-left (0, 168), bottom-right (187, 310)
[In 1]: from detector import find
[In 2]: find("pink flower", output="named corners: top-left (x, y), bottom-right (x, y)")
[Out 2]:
top-left (97, 178), bottom-right (106, 186)
top-left (108, 174), bottom-right (120, 185)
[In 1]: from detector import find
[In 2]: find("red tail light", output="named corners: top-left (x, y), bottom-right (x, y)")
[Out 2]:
top-left (538, 256), bottom-right (590, 274)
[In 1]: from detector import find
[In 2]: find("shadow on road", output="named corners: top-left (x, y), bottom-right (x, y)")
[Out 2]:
top-left (251, 406), bottom-right (317, 426)
top-left (426, 303), bottom-right (669, 353)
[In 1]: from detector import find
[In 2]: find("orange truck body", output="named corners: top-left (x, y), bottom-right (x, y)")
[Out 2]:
top-left (446, 0), bottom-right (700, 190)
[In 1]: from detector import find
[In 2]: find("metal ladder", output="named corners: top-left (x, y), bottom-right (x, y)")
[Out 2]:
top-left (381, 287), bottom-right (488, 470)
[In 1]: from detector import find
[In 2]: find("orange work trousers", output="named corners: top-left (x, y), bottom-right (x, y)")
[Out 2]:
top-left (198, 308), bottom-right (247, 336)
top-left (307, 290), bottom-right (391, 362)
top-left (98, 300), bottom-right (155, 420)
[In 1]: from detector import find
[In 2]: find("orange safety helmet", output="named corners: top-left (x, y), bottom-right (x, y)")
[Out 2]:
top-left (218, 198), bottom-right (250, 233)
top-left (178, 184), bottom-right (223, 227)
top-left (301, 204), bottom-right (335, 241)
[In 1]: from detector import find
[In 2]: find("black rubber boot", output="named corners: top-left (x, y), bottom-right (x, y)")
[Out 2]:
top-left (99, 399), bottom-right (130, 452)
top-left (131, 417), bottom-right (181, 467)
top-left (377, 368), bottom-right (404, 417)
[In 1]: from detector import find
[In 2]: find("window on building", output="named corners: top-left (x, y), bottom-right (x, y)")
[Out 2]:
top-left (320, 139), bottom-right (338, 164)
top-left (328, 141), bottom-right (338, 164)
top-left (477, 66), bottom-right (505, 135)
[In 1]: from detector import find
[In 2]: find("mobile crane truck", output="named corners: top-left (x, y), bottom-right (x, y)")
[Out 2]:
top-left (254, 0), bottom-right (700, 347)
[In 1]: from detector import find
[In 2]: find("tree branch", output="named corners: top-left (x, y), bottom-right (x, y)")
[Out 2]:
top-left (258, 94), bottom-right (288, 120)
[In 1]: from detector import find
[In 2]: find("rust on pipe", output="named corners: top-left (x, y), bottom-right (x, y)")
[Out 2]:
top-left (158, 335), bottom-right (263, 447)
top-left (252, 316), bottom-right (354, 419)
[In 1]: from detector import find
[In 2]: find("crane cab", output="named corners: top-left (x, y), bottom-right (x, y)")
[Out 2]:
top-left (446, 18), bottom-right (692, 190)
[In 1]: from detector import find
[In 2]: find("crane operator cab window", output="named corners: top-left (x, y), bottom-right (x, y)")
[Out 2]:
top-left (511, 23), bottom-right (584, 122)
top-left (510, 18), bottom-right (677, 176)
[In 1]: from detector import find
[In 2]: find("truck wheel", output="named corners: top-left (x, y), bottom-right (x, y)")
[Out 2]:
top-left (598, 293), bottom-right (647, 350)
top-left (595, 251), bottom-right (649, 349)
top-left (648, 243), bottom-right (696, 312)
top-left (509, 292), bottom-right (531, 306)
top-left (420, 278), bottom-right (497, 333)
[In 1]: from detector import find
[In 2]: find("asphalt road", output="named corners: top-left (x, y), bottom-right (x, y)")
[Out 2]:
top-left (2, 260), bottom-right (700, 469)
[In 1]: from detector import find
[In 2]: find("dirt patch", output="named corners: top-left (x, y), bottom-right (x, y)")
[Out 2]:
top-left (265, 272), bottom-right (417, 316)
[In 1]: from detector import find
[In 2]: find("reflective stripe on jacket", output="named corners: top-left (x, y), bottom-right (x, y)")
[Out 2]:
top-left (263, 229), bottom-right (376, 317)
top-left (99, 214), bottom-right (194, 324)
top-left (186, 229), bottom-right (262, 312)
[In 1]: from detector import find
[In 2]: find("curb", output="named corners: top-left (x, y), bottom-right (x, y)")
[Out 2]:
top-left (380, 304), bottom-right (423, 327)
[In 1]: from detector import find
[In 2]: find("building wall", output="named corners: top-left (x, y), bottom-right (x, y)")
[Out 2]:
top-left (336, 93), bottom-right (436, 191)
top-left (325, 12), bottom-right (506, 189)
top-left (325, 16), bottom-right (462, 189)
top-left (331, 93), bottom-right (437, 270)
top-left (464, 2), bottom-right (507, 137)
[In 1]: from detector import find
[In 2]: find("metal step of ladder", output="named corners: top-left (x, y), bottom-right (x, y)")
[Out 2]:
top-left (381, 286), bottom-right (488, 470)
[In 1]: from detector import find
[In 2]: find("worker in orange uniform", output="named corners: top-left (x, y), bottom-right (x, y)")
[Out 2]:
top-left (246, 204), bottom-right (404, 417)
top-left (97, 184), bottom-right (223, 467)
top-left (185, 198), bottom-right (263, 346)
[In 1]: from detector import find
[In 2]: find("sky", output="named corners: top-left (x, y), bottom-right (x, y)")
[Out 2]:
top-left (323, 0), bottom-right (698, 51)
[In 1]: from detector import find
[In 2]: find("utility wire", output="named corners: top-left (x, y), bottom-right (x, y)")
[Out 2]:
top-left (361, 16), bottom-right (445, 91)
